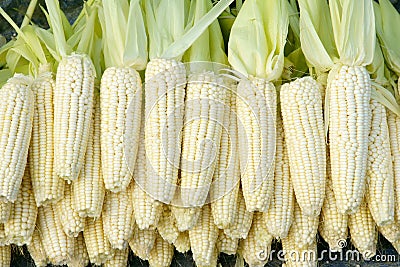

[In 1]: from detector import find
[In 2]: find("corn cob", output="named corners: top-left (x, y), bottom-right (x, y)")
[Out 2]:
top-left (144, 58), bottom-right (186, 204)
top-left (73, 93), bottom-right (105, 218)
top-left (100, 67), bottom-right (142, 192)
top-left (264, 112), bottom-right (294, 239)
top-left (68, 233), bottom-right (89, 267)
top-left (348, 200), bottom-right (377, 258)
top-left (30, 72), bottom-right (65, 206)
top-left (291, 202), bottom-right (319, 250)
top-left (104, 248), bottom-right (129, 267)
top-left (56, 184), bottom-right (85, 237)
top-left (180, 72), bottom-right (226, 208)
top-left (328, 65), bottom-right (371, 214)
top-left (210, 86), bottom-right (240, 229)
top-left (224, 188), bottom-right (253, 239)
top-left (387, 109), bottom-right (400, 223)
top-left (0, 246), bottom-right (10, 267)
top-left (133, 117), bottom-right (163, 229)
top-left (37, 204), bottom-right (75, 265)
top-left (83, 217), bottom-right (114, 265)
top-left (378, 219), bottom-right (400, 243)
top-left (27, 229), bottom-right (49, 267)
top-left (129, 226), bottom-right (157, 260)
top-left (156, 206), bottom-right (179, 244)
top-left (173, 231), bottom-right (190, 253)
top-left (217, 230), bottom-right (238, 255)
top-left (319, 155), bottom-right (348, 251)
top-left (54, 54), bottom-right (95, 182)
top-left (170, 206), bottom-right (201, 232)
top-left (189, 204), bottom-right (219, 266)
top-left (102, 185), bottom-right (135, 249)
top-left (0, 74), bottom-right (34, 202)
top-left (365, 98), bottom-right (394, 226)
top-left (0, 202), bottom-right (10, 224)
top-left (0, 225), bottom-right (6, 246)
top-left (148, 234), bottom-right (174, 267)
top-left (392, 239), bottom-right (400, 254)
top-left (197, 246), bottom-right (218, 267)
top-left (4, 163), bottom-right (37, 245)
top-left (237, 77), bottom-right (276, 212)
top-left (241, 212), bottom-right (273, 267)
top-left (281, 237), bottom-right (318, 267)
top-left (280, 77), bottom-right (326, 216)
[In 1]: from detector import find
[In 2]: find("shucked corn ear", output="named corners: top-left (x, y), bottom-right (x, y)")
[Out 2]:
top-left (104, 248), bottom-right (129, 267)
top-left (37, 204), bottom-right (75, 266)
top-left (129, 226), bottom-right (157, 260)
top-left (237, 77), bottom-right (276, 212)
top-left (0, 202), bottom-right (11, 224)
top-left (133, 114), bottom-right (163, 229)
top-left (328, 65), bottom-right (371, 214)
top-left (291, 201), bottom-right (319, 250)
top-left (100, 67), bottom-right (142, 192)
top-left (0, 74), bottom-right (34, 202)
top-left (280, 77), bottom-right (326, 216)
top-left (27, 229), bottom-right (49, 267)
top-left (366, 98), bottom-right (394, 226)
top-left (173, 231), bottom-right (190, 253)
top-left (264, 112), bottom-right (294, 239)
top-left (4, 162), bottom-right (37, 245)
top-left (170, 205), bottom-right (201, 232)
top-left (180, 71), bottom-right (226, 207)
top-left (144, 58), bottom-right (186, 204)
top-left (148, 233), bottom-right (174, 267)
top-left (210, 86), bottom-right (240, 229)
top-left (156, 206), bottom-right (179, 244)
top-left (0, 246), bottom-right (10, 267)
top-left (54, 54), bottom-right (95, 181)
top-left (30, 72), bottom-right (65, 206)
top-left (217, 230), bottom-right (238, 255)
top-left (68, 233), bottom-right (89, 267)
top-left (73, 93), bottom-right (105, 218)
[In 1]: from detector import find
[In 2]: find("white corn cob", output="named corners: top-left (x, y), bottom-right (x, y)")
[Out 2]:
top-left (319, 155), bottom-right (348, 251)
top-left (144, 58), bottom-right (186, 203)
top-left (280, 77), bottom-right (326, 216)
top-left (173, 231), bottom-right (190, 253)
top-left (83, 217), bottom-right (114, 265)
top-left (104, 248), bottom-right (129, 267)
top-left (392, 239), bottom-right (400, 254)
top-left (197, 246), bottom-right (218, 267)
top-left (0, 225), bottom-right (6, 246)
top-left (241, 212), bottom-right (273, 267)
top-left (30, 72), bottom-right (65, 206)
top-left (100, 67), bottom-right (142, 192)
top-left (54, 54), bottom-right (95, 181)
top-left (387, 109), bottom-right (400, 222)
top-left (189, 204), bottom-right (219, 266)
top-left (291, 202), bottom-right (319, 250)
top-left (180, 71), bottom-right (226, 207)
top-left (365, 98), bottom-right (394, 226)
top-left (156, 206), bottom-right (179, 244)
top-left (217, 230), bottom-right (238, 255)
top-left (148, 234), bottom-right (174, 267)
top-left (328, 65), bottom-right (371, 214)
top-left (4, 163), bottom-right (38, 245)
top-left (170, 205), bottom-right (201, 232)
top-left (0, 202), bottom-right (11, 223)
top-left (210, 86), bottom-right (240, 229)
top-left (129, 226), bottom-right (157, 260)
top-left (0, 74), bottom-right (34, 202)
top-left (27, 229), bottom-right (49, 267)
top-left (68, 233), bottom-right (89, 267)
top-left (73, 93), bottom-right (105, 218)
top-left (0, 246), bottom-right (10, 267)
top-left (264, 112), bottom-right (294, 239)
top-left (348, 200), bottom-right (377, 258)
top-left (281, 236), bottom-right (317, 267)
top-left (378, 219), bottom-right (400, 243)
top-left (236, 77), bottom-right (276, 212)
top-left (133, 116), bottom-right (163, 229)
top-left (224, 188), bottom-right (253, 239)
top-left (102, 185), bottom-right (135, 249)
top-left (37, 204), bottom-right (75, 265)
top-left (56, 184), bottom-right (85, 237)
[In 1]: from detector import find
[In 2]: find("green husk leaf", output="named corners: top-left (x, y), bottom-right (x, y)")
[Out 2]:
top-left (11, 43), bottom-right (39, 70)
top-left (6, 49), bottom-right (23, 74)
top-left (329, 0), bottom-right (375, 66)
top-left (298, 0), bottom-right (336, 72)
top-left (367, 40), bottom-right (387, 86)
top-left (0, 69), bottom-right (12, 87)
top-left (21, 0), bottom-right (38, 28)
top-left (0, 40), bottom-right (15, 67)
top-left (162, 0), bottom-right (233, 60)
top-left (35, 27), bottom-right (60, 62)
top-left (375, 0), bottom-right (400, 75)
top-left (286, 48), bottom-right (308, 79)
top-left (371, 84), bottom-right (400, 116)
top-left (76, 4), bottom-right (97, 54)
top-left (228, 0), bottom-right (288, 80)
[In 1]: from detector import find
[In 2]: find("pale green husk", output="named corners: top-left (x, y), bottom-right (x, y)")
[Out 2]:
top-left (228, 0), bottom-right (289, 80)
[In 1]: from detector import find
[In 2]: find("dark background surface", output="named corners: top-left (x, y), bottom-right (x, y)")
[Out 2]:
top-left (1, 0), bottom-right (400, 266)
